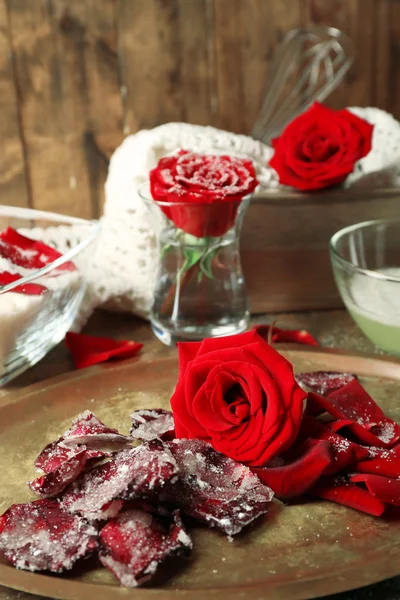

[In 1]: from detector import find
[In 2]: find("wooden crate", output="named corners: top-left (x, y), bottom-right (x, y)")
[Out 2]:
top-left (241, 188), bottom-right (400, 313)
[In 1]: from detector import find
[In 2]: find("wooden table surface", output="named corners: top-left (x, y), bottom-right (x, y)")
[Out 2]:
top-left (1, 308), bottom-right (399, 600)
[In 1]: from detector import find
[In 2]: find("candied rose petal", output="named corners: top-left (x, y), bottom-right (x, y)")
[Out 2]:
top-left (29, 447), bottom-right (105, 498)
top-left (299, 416), bottom-right (369, 473)
top-left (65, 332), bottom-right (143, 369)
top-left (308, 379), bottom-right (400, 448)
top-left (350, 474), bottom-right (400, 507)
top-left (130, 409), bottom-right (175, 441)
top-left (0, 499), bottom-right (98, 572)
top-left (296, 371), bottom-right (356, 396)
top-left (0, 227), bottom-right (75, 271)
top-left (62, 441), bottom-right (178, 520)
top-left (162, 439), bottom-right (273, 536)
top-left (99, 509), bottom-right (192, 587)
top-left (62, 410), bottom-right (131, 451)
top-left (311, 476), bottom-right (386, 517)
top-left (355, 445), bottom-right (400, 478)
top-left (0, 272), bottom-right (47, 296)
top-left (254, 324), bottom-right (319, 346)
top-left (253, 438), bottom-right (333, 499)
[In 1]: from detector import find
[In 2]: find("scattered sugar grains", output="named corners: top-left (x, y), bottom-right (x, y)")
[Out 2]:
top-left (162, 439), bottom-right (274, 536)
top-left (0, 499), bottom-right (97, 572)
top-left (99, 509), bottom-right (192, 587)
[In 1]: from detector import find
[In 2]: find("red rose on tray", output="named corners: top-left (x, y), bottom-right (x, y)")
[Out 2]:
top-left (170, 330), bottom-right (307, 467)
top-left (269, 102), bottom-right (373, 191)
top-left (149, 150), bottom-right (258, 238)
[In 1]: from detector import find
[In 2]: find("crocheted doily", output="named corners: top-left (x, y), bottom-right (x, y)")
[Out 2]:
top-left (26, 110), bottom-right (400, 329)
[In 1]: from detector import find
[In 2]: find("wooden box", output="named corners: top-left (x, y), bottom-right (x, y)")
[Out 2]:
top-left (241, 188), bottom-right (400, 313)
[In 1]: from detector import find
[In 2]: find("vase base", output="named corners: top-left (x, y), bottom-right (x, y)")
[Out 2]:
top-left (151, 317), bottom-right (250, 347)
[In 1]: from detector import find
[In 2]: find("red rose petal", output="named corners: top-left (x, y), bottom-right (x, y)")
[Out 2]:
top-left (62, 441), bottom-right (178, 521)
top-left (311, 476), bottom-right (386, 517)
top-left (130, 409), bottom-right (175, 441)
top-left (350, 474), bottom-right (400, 507)
top-left (299, 416), bottom-right (369, 473)
top-left (355, 445), bottom-right (400, 478)
top-left (162, 439), bottom-right (274, 536)
top-left (29, 449), bottom-right (105, 498)
top-left (0, 499), bottom-right (98, 572)
top-left (0, 227), bottom-right (75, 271)
top-left (308, 379), bottom-right (400, 448)
top-left (253, 438), bottom-right (333, 499)
top-left (254, 324), bottom-right (319, 346)
top-left (0, 271), bottom-right (47, 296)
top-left (65, 332), bottom-right (143, 369)
top-left (296, 372), bottom-right (356, 396)
top-left (177, 341), bottom-right (202, 378)
top-left (62, 410), bottom-right (131, 451)
top-left (99, 509), bottom-right (192, 587)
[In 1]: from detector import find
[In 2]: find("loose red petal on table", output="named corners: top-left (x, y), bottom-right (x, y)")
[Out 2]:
top-left (0, 271), bottom-right (47, 296)
top-left (350, 474), bottom-right (400, 507)
top-left (311, 476), bottom-right (386, 517)
top-left (355, 445), bottom-right (400, 478)
top-left (62, 410), bottom-right (131, 451)
top-left (99, 509), bottom-right (192, 588)
top-left (296, 372), bottom-right (356, 396)
top-left (299, 417), bottom-right (369, 474)
top-left (65, 332), bottom-right (143, 369)
top-left (130, 409), bottom-right (175, 442)
top-left (0, 227), bottom-right (75, 271)
top-left (308, 379), bottom-right (400, 448)
top-left (253, 438), bottom-right (333, 499)
top-left (254, 324), bottom-right (319, 346)
top-left (29, 449), bottom-right (105, 498)
top-left (0, 499), bottom-right (98, 573)
top-left (162, 439), bottom-right (274, 536)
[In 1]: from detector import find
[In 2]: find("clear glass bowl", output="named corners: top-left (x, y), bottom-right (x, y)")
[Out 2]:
top-left (330, 218), bottom-right (400, 355)
top-left (0, 206), bottom-right (100, 385)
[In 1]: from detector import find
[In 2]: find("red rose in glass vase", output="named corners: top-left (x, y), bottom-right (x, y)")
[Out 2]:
top-left (149, 150), bottom-right (258, 238)
top-left (144, 151), bottom-right (259, 342)
top-left (269, 102), bottom-right (374, 191)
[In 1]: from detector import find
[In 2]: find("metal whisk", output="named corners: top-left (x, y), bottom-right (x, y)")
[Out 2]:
top-left (252, 27), bottom-right (354, 144)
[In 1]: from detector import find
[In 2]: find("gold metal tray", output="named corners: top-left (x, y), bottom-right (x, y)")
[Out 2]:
top-left (1, 347), bottom-right (400, 600)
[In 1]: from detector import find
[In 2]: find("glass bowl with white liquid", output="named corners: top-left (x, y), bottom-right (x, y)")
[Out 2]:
top-left (330, 218), bottom-right (400, 355)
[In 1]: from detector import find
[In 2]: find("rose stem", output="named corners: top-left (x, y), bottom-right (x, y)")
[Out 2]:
top-left (160, 263), bottom-right (197, 317)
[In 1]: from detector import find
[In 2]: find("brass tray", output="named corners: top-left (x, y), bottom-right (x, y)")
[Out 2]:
top-left (1, 347), bottom-right (400, 600)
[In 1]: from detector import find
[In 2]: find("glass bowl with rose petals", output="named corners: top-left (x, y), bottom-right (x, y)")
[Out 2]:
top-left (0, 206), bottom-right (100, 385)
top-left (330, 218), bottom-right (400, 355)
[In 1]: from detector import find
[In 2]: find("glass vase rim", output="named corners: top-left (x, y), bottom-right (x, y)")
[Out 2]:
top-left (137, 182), bottom-right (254, 208)
top-left (330, 217), bottom-right (400, 284)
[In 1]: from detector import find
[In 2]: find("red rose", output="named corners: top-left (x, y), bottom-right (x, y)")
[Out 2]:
top-left (170, 330), bottom-right (307, 467)
top-left (269, 102), bottom-right (373, 191)
top-left (149, 150), bottom-right (258, 238)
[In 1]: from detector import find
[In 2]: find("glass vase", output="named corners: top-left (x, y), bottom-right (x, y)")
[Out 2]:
top-left (139, 185), bottom-right (251, 346)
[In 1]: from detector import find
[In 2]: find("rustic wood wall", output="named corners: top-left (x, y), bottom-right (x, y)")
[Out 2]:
top-left (1, 0), bottom-right (399, 219)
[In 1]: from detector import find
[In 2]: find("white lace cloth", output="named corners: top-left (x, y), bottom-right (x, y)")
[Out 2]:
top-left (33, 109), bottom-right (400, 330)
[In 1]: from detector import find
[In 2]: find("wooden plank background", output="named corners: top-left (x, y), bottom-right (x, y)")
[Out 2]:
top-left (1, 0), bottom-right (400, 218)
